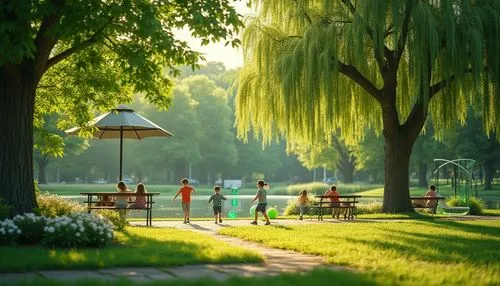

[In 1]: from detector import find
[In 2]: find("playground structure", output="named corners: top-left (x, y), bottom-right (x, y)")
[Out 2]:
top-left (433, 158), bottom-right (476, 214)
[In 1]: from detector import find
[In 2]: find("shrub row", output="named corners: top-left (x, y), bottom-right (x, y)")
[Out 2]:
top-left (0, 213), bottom-right (114, 248)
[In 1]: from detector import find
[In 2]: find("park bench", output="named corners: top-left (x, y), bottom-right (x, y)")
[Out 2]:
top-left (410, 196), bottom-right (446, 214)
top-left (81, 192), bottom-right (160, 226)
top-left (313, 195), bottom-right (361, 221)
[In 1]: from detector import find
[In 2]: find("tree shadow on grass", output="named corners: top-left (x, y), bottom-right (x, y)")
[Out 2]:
top-left (344, 221), bottom-right (500, 267)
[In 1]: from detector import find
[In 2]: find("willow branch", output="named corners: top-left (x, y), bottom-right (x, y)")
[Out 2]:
top-left (338, 60), bottom-right (382, 102)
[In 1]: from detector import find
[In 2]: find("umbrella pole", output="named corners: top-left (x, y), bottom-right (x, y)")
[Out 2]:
top-left (119, 126), bottom-right (123, 181)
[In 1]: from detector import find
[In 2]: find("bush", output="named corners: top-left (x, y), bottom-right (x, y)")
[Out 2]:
top-left (353, 202), bottom-right (383, 215)
top-left (36, 192), bottom-right (86, 217)
top-left (13, 213), bottom-right (46, 244)
top-left (97, 209), bottom-right (128, 231)
top-left (0, 197), bottom-right (11, 220)
top-left (446, 196), bottom-right (485, 215)
top-left (0, 218), bottom-right (21, 245)
top-left (41, 213), bottom-right (114, 248)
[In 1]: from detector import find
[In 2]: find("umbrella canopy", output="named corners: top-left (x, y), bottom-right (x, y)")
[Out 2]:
top-left (66, 105), bottom-right (172, 181)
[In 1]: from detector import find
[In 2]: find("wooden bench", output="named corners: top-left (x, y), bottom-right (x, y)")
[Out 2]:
top-left (313, 195), bottom-right (361, 221)
top-left (81, 192), bottom-right (160, 226)
top-left (410, 196), bottom-right (446, 214)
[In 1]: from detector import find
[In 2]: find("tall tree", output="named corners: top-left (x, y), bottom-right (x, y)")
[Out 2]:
top-left (236, 1), bottom-right (500, 212)
top-left (0, 1), bottom-right (243, 214)
top-left (182, 75), bottom-right (238, 183)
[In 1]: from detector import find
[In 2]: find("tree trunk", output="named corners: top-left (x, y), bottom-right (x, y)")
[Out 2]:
top-left (382, 132), bottom-right (414, 213)
top-left (0, 66), bottom-right (37, 215)
top-left (37, 158), bottom-right (49, 184)
top-left (483, 162), bottom-right (494, 190)
top-left (418, 162), bottom-right (428, 187)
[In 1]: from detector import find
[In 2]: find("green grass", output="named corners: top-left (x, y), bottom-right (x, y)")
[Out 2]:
top-left (483, 209), bottom-right (500, 216)
top-left (219, 220), bottom-right (500, 285)
top-left (0, 227), bottom-right (262, 272)
top-left (13, 269), bottom-right (377, 286)
top-left (354, 184), bottom-right (500, 198)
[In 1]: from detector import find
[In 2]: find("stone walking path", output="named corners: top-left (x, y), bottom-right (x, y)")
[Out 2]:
top-left (1, 219), bottom-right (348, 284)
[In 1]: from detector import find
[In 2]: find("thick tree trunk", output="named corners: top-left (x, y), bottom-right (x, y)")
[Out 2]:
top-left (0, 66), bottom-right (37, 215)
top-left (37, 158), bottom-right (49, 184)
top-left (483, 163), bottom-right (494, 190)
top-left (418, 162), bottom-right (428, 187)
top-left (382, 133), bottom-right (414, 213)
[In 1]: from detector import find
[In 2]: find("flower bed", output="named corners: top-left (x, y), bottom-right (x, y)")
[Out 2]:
top-left (0, 213), bottom-right (113, 248)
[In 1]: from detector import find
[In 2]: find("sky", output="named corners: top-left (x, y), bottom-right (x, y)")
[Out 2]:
top-left (174, 1), bottom-right (254, 70)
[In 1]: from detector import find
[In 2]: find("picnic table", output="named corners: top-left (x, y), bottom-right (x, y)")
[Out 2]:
top-left (410, 196), bottom-right (446, 214)
top-left (313, 195), bottom-right (362, 221)
top-left (81, 192), bottom-right (160, 226)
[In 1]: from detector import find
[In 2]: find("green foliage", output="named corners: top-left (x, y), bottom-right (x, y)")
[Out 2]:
top-left (276, 182), bottom-right (329, 195)
top-left (41, 213), bottom-right (114, 248)
top-left (36, 193), bottom-right (86, 218)
top-left (0, 197), bottom-right (11, 219)
top-left (220, 220), bottom-right (500, 285)
top-left (1, 0), bottom-right (244, 139)
top-left (13, 213), bottom-right (46, 245)
top-left (97, 209), bottom-right (128, 232)
top-left (0, 219), bottom-right (20, 245)
top-left (447, 196), bottom-right (486, 215)
top-left (353, 202), bottom-right (383, 215)
top-left (236, 1), bottom-right (500, 145)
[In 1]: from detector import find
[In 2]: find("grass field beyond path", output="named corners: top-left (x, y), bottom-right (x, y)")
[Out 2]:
top-left (0, 227), bottom-right (262, 272)
top-left (219, 220), bottom-right (500, 285)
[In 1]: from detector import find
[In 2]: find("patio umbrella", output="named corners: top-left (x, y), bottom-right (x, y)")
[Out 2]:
top-left (66, 104), bottom-right (172, 181)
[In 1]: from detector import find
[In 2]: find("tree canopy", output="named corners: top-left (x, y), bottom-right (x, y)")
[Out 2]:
top-left (235, 0), bottom-right (500, 212)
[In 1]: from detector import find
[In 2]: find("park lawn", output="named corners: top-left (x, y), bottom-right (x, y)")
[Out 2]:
top-left (0, 227), bottom-right (262, 272)
top-left (219, 220), bottom-right (500, 285)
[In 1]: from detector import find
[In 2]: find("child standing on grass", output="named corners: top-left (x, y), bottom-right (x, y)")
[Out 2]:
top-left (250, 180), bottom-right (271, 225)
top-left (208, 186), bottom-right (227, 224)
top-left (173, 178), bottom-right (196, 224)
top-left (297, 189), bottom-right (309, 220)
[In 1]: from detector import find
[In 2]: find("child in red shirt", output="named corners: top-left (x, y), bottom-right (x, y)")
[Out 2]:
top-left (173, 178), bottom-right (196, 224)
top-left (324, 185), bottom-right (342, 218)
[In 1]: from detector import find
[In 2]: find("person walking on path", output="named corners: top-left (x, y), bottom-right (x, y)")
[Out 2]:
top-left (208, 186), bottom-right (227, 224)
top-left (173, 178), bottom-right (196, 224)
top-left (250, 180), bottom-right (271, 225)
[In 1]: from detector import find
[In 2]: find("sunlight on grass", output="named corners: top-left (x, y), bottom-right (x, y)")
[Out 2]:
top-left (0, 227), bottom-right (262, 272)
top-left (219, 220), bottom-right (500, 285)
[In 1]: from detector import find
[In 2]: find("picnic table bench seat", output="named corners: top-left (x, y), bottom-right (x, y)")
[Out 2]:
top-left (410, 196), bottom-right (446, 214)
top-left (312, 195), bottom-right (362, 221)
top-left (81, 192), bottom-right (160, 226)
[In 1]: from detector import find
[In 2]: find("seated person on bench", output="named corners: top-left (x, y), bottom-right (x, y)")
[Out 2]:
top-left (324, 185), bottom-right (344, 218)
top-left (413, 185), bottom-right (439, 208)
top-left (96, 195), bottom-right (115, 207)
top-left (131, 183), bottom-right (147, 209)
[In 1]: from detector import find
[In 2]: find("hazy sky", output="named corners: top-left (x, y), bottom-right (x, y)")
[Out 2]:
top-left (175, 1), bottom-right (254, 70)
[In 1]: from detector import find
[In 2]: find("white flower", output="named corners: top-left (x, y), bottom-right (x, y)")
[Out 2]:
top-left (71, 223), bottom-right (77, 229)
top-left (8, 229), bottom-right (13, 233)
top-left (48, 226), bottom-right (55, 233)
top-left (16, 230), bottom-right (21, 234)
top-left (76, 232), bottom-right (80, 237)
top-left (106, 233), bottom-right (112, 239)
top-left (79, 227), bottom-right (85, 232)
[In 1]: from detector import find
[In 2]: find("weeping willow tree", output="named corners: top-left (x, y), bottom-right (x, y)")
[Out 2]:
top-left (236, 0), bottom-right (500, 212)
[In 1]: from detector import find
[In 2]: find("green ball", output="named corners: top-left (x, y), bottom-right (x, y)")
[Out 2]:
top-left (228, 210), bottom-right (237, 219)
top-left (249, 205), bottom-right (257, 216)
top-left (267, 208), bottom-right (278, 219)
